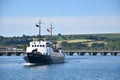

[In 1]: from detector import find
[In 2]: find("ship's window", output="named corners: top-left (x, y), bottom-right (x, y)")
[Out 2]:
top-left (37, 45), bottom-right (39, 47)
top-left (43, 45), bottom-right (45, 47)
top-left (32, 45), bottom-right (34, 47)
top-left (35, 45), bottom-right (36, 47)
top-left (40, 45), bottom-right (42, 47)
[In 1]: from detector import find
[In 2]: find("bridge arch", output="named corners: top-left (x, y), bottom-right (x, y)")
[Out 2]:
top-left (73, 52), bottom-right (78, 56)
top-left (96, 52), bottom-right (102, 56)
top-left (117, 53), bottom-right (120, 56)
top-left (84, 52), bottom-right (90, 56)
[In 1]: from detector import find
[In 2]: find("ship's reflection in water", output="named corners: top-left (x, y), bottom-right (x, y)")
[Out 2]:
top-left (0, 56), bottom-right (120, 80)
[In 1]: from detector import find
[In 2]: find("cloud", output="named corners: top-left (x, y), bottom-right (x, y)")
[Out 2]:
top-left (0, 16), bottom-right (120, 36)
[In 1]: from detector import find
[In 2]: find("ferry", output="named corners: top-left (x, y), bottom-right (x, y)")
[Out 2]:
top-left (23, 20), bottom-right (65, 64)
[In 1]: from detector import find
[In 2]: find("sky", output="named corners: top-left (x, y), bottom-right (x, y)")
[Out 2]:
top-left (0, 0), bottom-right (120, 37)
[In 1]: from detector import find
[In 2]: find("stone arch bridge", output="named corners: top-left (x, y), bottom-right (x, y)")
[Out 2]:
top-left (64, 50), bottom-right (120, 56)
top-left (0, 50), bottom-right (120, 56)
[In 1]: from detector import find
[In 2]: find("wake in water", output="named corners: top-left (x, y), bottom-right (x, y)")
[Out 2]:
top-left (23, 63), bottom-right (35, 66)
top-left (23, 63), bottom-right (49, 67)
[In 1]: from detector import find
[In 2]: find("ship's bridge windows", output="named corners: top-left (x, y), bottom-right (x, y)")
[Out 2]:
top-left (39, 45), bottom-right (45, 47)
top-left (32, 45), bottom-right (39, 47)
top-left (32, 45), bottom-right (45, 47)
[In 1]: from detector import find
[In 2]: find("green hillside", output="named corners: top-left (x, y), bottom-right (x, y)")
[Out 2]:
top-left (0, 33), bottom-right (120, 50)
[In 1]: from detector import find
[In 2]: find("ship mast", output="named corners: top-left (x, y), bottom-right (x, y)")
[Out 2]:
top-left (36, 20), bottom-right (43, 41)
top-left (50, 23), bottom-right (53, 42)
top-left (49, 22), bottom-right (54, 42)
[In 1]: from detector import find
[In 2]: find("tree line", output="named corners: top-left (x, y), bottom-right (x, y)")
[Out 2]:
top-left (0, 33), bottom-right (120, 50)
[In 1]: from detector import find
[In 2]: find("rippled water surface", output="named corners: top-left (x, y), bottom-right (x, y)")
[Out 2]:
top-left (0, 56), bottom-right (120, 80)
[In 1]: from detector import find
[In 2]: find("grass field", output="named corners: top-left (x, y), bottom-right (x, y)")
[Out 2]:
top-left (57, 39), bottom-right (107, 47)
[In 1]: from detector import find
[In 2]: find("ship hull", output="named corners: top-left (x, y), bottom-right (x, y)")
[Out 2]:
top-left (24, 53), bottom-right (65, 64)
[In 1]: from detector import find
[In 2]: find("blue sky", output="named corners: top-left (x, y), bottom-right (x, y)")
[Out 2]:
top-left (0, 0), bottom-right (120, 37)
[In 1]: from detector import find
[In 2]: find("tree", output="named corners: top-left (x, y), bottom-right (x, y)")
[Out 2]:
top-left (91, 43), bottom-right (105, 50)
top-left (0, 36), bottom-right (4, 41)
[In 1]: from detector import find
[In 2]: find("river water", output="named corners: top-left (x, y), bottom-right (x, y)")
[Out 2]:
top-left (0, 56), bottom-right (120, 80)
